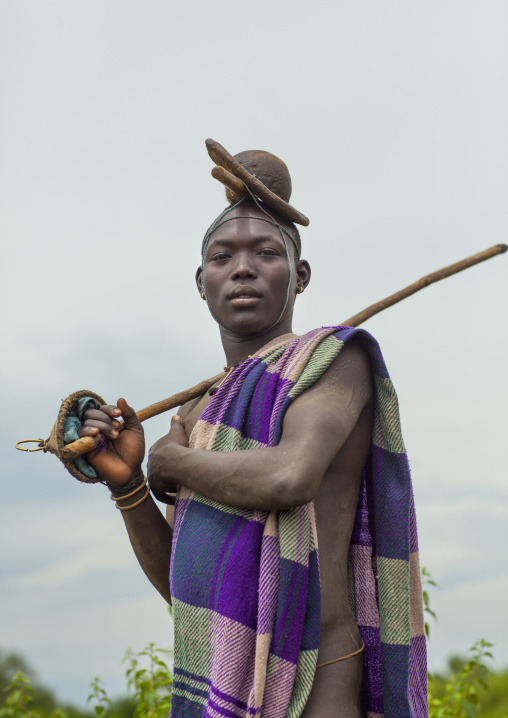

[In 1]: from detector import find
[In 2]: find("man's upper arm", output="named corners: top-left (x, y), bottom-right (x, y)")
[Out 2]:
top-left (276, 340), bottom-right (373, 504)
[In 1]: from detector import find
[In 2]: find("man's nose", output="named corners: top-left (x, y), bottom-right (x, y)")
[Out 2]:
top-left (231, 252), bottom-right (257, 279)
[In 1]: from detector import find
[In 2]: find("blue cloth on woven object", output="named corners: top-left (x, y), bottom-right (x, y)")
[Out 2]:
top-left (63, 397), bottom-right (100, 479)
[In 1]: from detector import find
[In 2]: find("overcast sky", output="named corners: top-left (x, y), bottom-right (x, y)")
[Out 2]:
top-left (1, 0), bottom-right (507, 707)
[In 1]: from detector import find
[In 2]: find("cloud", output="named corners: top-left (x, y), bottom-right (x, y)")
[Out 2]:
top-left (9, 545), bottom-right (132, 590)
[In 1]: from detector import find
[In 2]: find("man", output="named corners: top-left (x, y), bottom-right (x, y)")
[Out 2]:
top-left (78, 156), bottom-right (426, 718)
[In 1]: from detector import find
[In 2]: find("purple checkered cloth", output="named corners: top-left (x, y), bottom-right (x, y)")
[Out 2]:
top-left (169, 327), bottom-right (427, 718)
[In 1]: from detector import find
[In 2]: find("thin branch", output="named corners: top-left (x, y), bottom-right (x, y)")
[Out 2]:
top-left (342, 244), bottom-right (507, 328)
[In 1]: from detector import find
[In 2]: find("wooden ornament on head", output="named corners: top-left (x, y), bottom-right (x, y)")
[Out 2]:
top-left (206, 139), bottom-right (310, 227)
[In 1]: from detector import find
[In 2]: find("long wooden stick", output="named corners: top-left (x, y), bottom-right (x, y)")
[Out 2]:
top-left (342, 243), bottom-right (507, 328)
top-left (60, 243), bottom-right (506, 461)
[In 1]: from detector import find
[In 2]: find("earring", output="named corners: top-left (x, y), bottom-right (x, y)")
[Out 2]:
top-left (201, 291), bottom-right (206, 300)
top-left (297, 286), bottom-right (304, 294)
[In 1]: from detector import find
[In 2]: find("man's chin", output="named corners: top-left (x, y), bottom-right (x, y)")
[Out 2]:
top-left (221, 316), bottom-right (280, 338)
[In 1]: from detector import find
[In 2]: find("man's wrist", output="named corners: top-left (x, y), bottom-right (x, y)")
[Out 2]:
top-left (107, 468), bottom-right (144, 496)
top-left (111, 475), bottom-right (151, 511)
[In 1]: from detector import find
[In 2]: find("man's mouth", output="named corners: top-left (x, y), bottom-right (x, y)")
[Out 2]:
top-left (229, 295), bottom-right (261, 307)
top-left (228, 287), bottom-right (261, 306)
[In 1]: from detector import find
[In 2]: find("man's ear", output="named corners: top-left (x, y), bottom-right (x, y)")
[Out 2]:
top-left (195, 267), bottom-right (204, 298)
top-left (296, 260), bottom-right (311, 291)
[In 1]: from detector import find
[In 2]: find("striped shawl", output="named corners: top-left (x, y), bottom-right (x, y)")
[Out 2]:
top-left (169, 326), bottom-right (427, 718)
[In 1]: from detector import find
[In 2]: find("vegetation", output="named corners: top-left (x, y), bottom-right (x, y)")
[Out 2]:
top-left (423, 569), bottom-right (508, 718)
top-left (1, 572), bottom-right (507, 717)
top-left (428, 641), bottom-right (508, 718)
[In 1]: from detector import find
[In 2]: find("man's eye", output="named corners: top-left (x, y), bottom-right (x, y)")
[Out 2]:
top-left (211, 253), bottom-right (229, 261)
top-left (258, 249), bottom-right (278, 256)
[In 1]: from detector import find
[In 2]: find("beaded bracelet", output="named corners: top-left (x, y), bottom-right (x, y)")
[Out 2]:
top-left (108, 471), bottom-right (145, 497)
top-left (110, 474), bottom-right (148, 502)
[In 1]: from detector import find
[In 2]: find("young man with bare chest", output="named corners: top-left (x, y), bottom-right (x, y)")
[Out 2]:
top-left (78, 153), bottom-right (426, 718)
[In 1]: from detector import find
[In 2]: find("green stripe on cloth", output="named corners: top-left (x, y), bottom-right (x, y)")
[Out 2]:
top-left (214, 423), bottom-right (265, 452)
top-left (372, 376), bottom-right (406, 454)
top-left (377, 557), bottom-right (411, 645)
top-left (172, 599), bottom-right (212, 679)
top-left (287, 336), bottom-right (343, 399)
top-left (286, 650), bottom-right (319, 718)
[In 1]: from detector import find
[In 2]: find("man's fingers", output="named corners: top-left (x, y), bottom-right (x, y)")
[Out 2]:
top-left (116, 398), bottom-right (142, 430)
top-left (97, 405), bottom-right (121, 418)
top-left (169, 414), bottom-right (185, 433)
top-left (78, 426), bottom-right (100, 438)
top-left (79, 420), bottom-right (119, 439)
top-left (84, 409), bottom-right (120, 427)
top-left (151, 488), bottom-right (177, 505)
top-left (167, 414), bottom-right (189, 447)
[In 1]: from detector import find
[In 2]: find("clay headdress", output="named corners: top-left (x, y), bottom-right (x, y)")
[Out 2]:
top-left (205, 138), bottom-right (309, 230)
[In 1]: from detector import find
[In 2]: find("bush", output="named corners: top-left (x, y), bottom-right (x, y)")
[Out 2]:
top-left (428, 640), bottom-right (498, 718)
top-left (2, 574), bottom-right (507, 718)
top-left (0, 645), bottom-right (173, 718)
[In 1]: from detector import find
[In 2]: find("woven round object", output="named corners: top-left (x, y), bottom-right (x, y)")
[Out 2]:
top-left (44, 389), bottom-right (107, 483)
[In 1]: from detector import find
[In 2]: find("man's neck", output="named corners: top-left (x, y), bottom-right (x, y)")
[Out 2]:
top-left (220, 317), bottom-right (296, 367)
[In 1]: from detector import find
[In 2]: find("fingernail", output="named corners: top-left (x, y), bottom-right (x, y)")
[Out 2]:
top-left (111, 430), bottom-right (118, 438)
top-left (114, 409), bottom-right (121, 415)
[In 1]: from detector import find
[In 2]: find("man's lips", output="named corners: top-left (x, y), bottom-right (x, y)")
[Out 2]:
top-left (228, 286), bottom-right (261, 299)
top-left (227, 286), bottom-right (262, 307)
top-left (230, 296), bottom-right (260, 307)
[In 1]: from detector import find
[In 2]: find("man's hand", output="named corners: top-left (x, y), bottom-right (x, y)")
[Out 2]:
top-left (147, 415), bottom-right (189, 504)
top-left (78, 398), bottom-right (145, 489)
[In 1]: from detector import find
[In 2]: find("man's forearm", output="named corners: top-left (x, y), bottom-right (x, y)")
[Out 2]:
top-left (154, 443), bottom-right (316, 511)
top-left (115, 490), bottom-right (173, 604)
top-left (148, 343), bottom-right (372, 511)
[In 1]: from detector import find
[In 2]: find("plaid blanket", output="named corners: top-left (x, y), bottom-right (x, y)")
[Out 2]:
top-left (169, 326), bottom-right (427, 718)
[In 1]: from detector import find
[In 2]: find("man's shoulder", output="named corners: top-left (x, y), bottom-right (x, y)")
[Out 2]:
top-left (321, 340), bottom-right (373, 394)
top-left (291, 327), bottom-right (375, 408)
top-left (298, 324), bottom-right (375, 344)
top-left (278, 328), bottom-right (373, 414)
top-left (297, 325), bottom-right (374, 371)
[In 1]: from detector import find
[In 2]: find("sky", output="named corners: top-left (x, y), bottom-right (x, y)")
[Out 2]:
top-left (1, 0), bottom-right (507, 707)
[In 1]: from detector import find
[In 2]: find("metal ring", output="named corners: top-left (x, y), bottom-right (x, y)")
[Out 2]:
top-left (15, 439), bottom-right (45, 452)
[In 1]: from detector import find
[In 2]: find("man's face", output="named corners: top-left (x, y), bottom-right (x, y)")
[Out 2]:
top-left (198, 205), bottom-right (302, 336)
